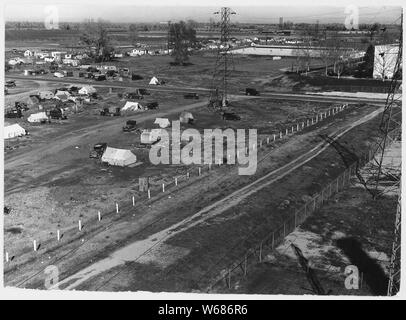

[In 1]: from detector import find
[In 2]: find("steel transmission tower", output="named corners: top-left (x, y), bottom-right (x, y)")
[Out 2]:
top-left (364, 13), bottom-right (402, 296)
top-left (369, 14), bottom-right (402, 199)
top-left (208, 7), bottom-right (236, 110)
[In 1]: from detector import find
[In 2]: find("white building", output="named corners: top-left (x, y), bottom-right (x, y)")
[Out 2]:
top-left (373, 44), bottom-right (400, 80)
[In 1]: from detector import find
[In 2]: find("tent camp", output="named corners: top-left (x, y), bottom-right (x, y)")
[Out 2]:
top-left (79, 85), bottom-right (97, 95)
top-left (149, 76), bottom-right (161, 85)
top-left (101, 147), bottom-right (137, 167)
top-left (179, 111), bottom-right (194, 124)
top-left (154, 118), bottom-right (171, 128)
top-left (4, 123), bottom-right (27, 139)
top-left (27, 112), bottom-right (49, 123)
top-left (121, 101), bottom-right (143, 112)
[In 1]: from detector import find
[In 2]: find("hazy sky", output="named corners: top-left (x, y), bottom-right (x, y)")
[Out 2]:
top-left (3, 1), bottom-right (403, 24)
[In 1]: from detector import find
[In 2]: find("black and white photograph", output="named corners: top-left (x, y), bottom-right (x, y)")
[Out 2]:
top-left (0, 0), bottom-right (403, 301)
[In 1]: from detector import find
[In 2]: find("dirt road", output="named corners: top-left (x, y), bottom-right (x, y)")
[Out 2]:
top-left (6, 75), bottom-right (388, 105)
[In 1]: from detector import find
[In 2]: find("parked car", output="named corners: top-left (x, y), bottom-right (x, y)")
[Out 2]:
top-left (5, 108), bottom-right (22, 118)
top-left (138, 88), bottom-right (150, 95)
top-left (145, 101), bottom-right (159, 110)
top-left (46, 108), bottom-right (67, 120)
top-left (89, 142), bottom-right (107, 159)
top-left (122, 120), bottom-right (137, 132)
top-left (124, 92), bottom-right (143, 100)
top-left (5, 80), bottom-right (16, 88)
top-left (131, 74), bottom-right (143, 80)
top-left (184, 93), bottom-right (199, 99)
top-left (245, 88), bottom-right (260, 96)
top-left (222, 112), bottom-right (241, 121)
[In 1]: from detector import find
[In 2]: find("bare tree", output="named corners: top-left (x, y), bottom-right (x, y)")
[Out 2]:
top-left (80, 19), bottom-right (113, 62)
top-left (168, 21), bottom-right (196, 65)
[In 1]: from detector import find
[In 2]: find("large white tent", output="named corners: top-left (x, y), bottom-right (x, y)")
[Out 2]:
top-left (121, 101), bottom-right (143, 112)
top-left (27, 112), bottom-right (49, 123)
top-left (4, 123), bottom-right (27, 139)
top-left (101, 147), bottom-right (137, 167)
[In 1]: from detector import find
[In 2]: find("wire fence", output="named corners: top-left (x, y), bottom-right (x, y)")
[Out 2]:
top-left (205, 126), bottom-right (401, 292)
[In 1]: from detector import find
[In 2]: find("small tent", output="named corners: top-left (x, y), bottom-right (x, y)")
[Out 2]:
top-left (78, 85), bottom-right (97, 95)
top-left (154, 118), bottom-right (171, 128)
top-left (101, 147), bottom-right (137, 167)
top-left (27, 112), bottom-right (49, 123)
top-left (179, 111), bottom-right (194, 124)
top-left (4, 123), bottom-right (27, 139)
top-left (122, 101), bottom-right (143, 112)
top-left (149, 76), bottom-right (161, 85)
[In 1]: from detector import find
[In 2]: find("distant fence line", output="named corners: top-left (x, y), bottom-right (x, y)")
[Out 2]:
top-left (204, 126), bottom-right (401, 292)
top-left (4, 104), bottom-right (349, 269)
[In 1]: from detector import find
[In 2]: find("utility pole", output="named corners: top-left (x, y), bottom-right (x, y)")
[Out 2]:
top-left (208, 7), bottom-right (236, 110)
top-left (369, 13), bottom-right (402, 199)
top-left (361, 12), bottom-right (402, 296)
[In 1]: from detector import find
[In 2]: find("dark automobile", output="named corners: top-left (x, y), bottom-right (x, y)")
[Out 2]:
top-left (222, 112), bottom-right (241, 121)
top-left (138, 88), bottom-right (150, 95)
top-left (89, 142), bottom-right (107, 159)
top-left (47, 108), bottom-right (67, 120)
top-left (131, 74), bottom-right (143, 80)
top-left (122, 120), bottom-right (137, 132)
top-left (145, 101), bottom-right (159, 110)
top-left (5, 80), bottom-right (16, 88)
top-left (184, 93), bottom-right (199, 99)
top-left (5, 108), bottom-right (22, 118)
top-left (124, 92), bottom-right (143, 100)
top-left (245, 88), bottom-right (260, 96)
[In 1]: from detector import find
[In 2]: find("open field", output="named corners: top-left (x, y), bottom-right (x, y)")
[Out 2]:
top-left (4, 96), bottom-right (388, 291)
top-left (4, 23), bottom-right (400, 296)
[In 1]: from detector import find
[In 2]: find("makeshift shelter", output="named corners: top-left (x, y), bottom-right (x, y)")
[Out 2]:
top-left (38, 91), bottom-right (54, 100)
top-left (78, 85), bottom-right (97, 95)
top-left (27, 112), bottom-right (49, 123)
top-left (149, 76), bottom-right (161, 85)
top-left (4, 123), bottom-right (27, 139)
top-left (121, 101), bottom-right (143, 112)
top-left (154, 118), bottom-right (171, 128)
top-left (101, 147), bottom-right (137, 167)
top-left (179, 111), bottom-right (194, 124)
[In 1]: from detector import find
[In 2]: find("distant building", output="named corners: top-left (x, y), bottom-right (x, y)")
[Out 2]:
top-left (373, 44), bottom-right (400, 80)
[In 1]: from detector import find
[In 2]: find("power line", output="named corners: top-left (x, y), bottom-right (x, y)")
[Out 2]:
top-left (208, 7), bottom-right (236, 110)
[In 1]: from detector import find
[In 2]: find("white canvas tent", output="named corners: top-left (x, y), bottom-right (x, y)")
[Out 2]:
top-left (154, 118), bottom-right (171, 128)
top-left (27, 112), bottom-right (49, 123)
top-left (149, 76), bottom-right (161, 85)
top-left (4, 123), bottom-right (27, 139)
top-left (78, 85), bottom-right (97, 95)
top-left (122, 101), bottom-right (143, 112)
top-left (101, 147), bottom-right (137, 167)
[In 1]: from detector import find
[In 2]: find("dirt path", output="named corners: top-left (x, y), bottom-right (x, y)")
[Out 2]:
top-left (50, 106), bottom-right (384, 290)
